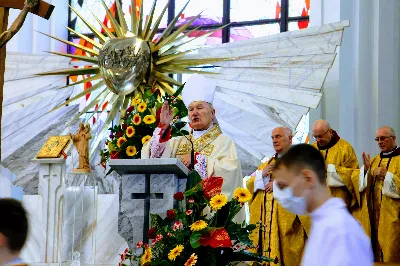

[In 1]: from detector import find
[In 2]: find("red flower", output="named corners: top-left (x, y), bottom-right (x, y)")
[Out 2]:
top-left (126, 106), bottom-right (134, 113)
top-left (136, 241), bottom-right (143, 248)
top-left (143, 243), bottom-right (149, 248)
top-left (124, 248), bottom-right (129, 254)
top-left (166, 209), bottom-right (176, 220)
top-left (188, 199), bottom-right (195, 204)
top-left (117, 131), bottom-right (123, 138)
top-left (109, 134), bottom-right (115, 139)
top-left (147, 227), bottom-right (157, 239)
top-left (202, 177), bottom-right (224, 200)
top-left (186, 210), bottom-right (193, 215)
top-left (120, 254), bottom-right (126, 261)
top-left (110, 151), bottom-right (120, 159)
top-left (199, 228), bottom-right (232, 248)
top-left (173, 192), bottom-right (184, 201)
top-left (122, 123), bottom-right (128, 130)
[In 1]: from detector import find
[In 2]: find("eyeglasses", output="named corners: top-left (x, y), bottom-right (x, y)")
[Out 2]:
top-left (375, 136), bottom-right (394, 142)
top-left (312, 129), bottom-right (330, 140)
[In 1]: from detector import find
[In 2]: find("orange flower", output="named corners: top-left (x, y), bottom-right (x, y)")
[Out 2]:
top-left (117, 137), bottom-right (126, 148)
top-left (126, 126), bottom-right (135, 138)
top-left (133, 113), bottom-right (141, 125)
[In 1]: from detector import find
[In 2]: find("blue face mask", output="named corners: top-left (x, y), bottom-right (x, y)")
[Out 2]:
top-left (273, 180), bottom-right (309, 215)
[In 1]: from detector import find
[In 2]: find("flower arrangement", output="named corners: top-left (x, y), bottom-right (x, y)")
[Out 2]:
top-left (99, 85), bottom-right (188, 168)
top-left (119, 171), bottom-right (274, 266)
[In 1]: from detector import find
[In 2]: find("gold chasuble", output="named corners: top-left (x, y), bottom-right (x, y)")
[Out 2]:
top-left (312, 133), bottom-right (360, 216)
top-left (142, 124), bottom-right (245, 223)
top-left (246, 156), bottom-right (310, 266)
top-left (358, 147), bottom-right (400, 262)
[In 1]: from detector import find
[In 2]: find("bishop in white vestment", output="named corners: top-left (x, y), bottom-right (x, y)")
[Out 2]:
top-left (141, 74), bottom-right (245, 223)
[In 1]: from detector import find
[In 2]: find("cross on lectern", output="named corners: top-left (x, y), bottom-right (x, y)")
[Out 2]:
top-left (131, 174), bottom-right (164, 243)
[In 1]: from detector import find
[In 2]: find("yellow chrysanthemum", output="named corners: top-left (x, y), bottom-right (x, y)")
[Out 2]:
top-left (126, 146), bottom-right (137, 157)
top-left (234, 187), bottom-right (252, 203)
top-left (209, 194), bottom-right (228, 211)
top-left (190, 220), bottom-right (208, 231)
top-left (141, 248), bottom-right (152, 264)
top-left (142, 135), bottom-right (152, 145)
top-left (168, 245), bottom-right (184, 261)
top-left (133, 113), bottom-right (142, 125)
top-left (126, 126), bottom-right (135, 138)
top-left (117, 137), bottom-right (126, 148)
top-left (143, 115), bottom-right (156, 124)
top-left (130, 95), bottom-right (141, 106)
top-left (184, 253), bottom-right (198, 266)
top-left (138, 102), bottom-right (147, 113)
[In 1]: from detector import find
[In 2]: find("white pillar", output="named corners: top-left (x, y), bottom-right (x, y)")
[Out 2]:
top-left (309, 0), bottom-right (400, 161)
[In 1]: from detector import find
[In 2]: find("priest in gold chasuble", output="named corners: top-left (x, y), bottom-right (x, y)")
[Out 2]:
top-left (311, 120), bottom-right (360, 218)
top-left (141, 74), bottom-right (245, 223)
top-left (246, 127), bottom-right (310, 266)
top-left (358, 126), bottom-right (400, 262)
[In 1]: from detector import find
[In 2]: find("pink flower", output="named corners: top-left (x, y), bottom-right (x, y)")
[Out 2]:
top-left (186, 210), bottom-right (193, 215)
top-left (120, 254), bottom-right (126, 261)
top-left (173, 221), bottom-right (183, 231)
top-left (188, 199), bottom-right (195, 204)
top-left (136, 241), bottom-right (143, 249)
top-left (167, 233), bottom-right (173, 237)
top-left (123, 248), bottom-right (129, 255)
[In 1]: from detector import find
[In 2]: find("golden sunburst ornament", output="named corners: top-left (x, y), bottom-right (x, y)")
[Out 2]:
top-left (37, 0), bottom-right (227, 137)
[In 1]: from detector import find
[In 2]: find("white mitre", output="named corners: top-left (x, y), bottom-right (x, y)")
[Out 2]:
top-left (182, 74), bottom-right (219, 127)
top-left (182, 74), bottom-right (216, 107)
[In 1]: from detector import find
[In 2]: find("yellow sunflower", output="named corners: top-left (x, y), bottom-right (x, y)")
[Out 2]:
top-left (233, 187), bottom-right (252, 203)
top-left (130, 95), bottom-right (141, 106)
top-left (117, 137), bottom-right (126, 148)
top-left (126, 146), bottom-right (137, 157)
top-left (142, 135), bottom-right (152, 145)
top-left (133, 113), bottom-right (142, 125)
top-left (138, 102), bottom-right (147, 113)
top-left (210, 194), bottom-right (228, 211)
top-left (190, 220), bottom-right (208, 231)
top-left (184, 253), bottom-right (198, 266)
top-left (141, 248), bottom-right (152, 264)
top-left (126, 126), bottom-right (135, 138)
top-left (143, 115), bottom-right (156, 124)
top-left (168, 245), bottom-right (184, 261)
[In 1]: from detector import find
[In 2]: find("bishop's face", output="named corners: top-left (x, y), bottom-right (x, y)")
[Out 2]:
top-left (188, 101), bottom-right (215, 131)
top-left (376, 128), bottom-right (397, 153)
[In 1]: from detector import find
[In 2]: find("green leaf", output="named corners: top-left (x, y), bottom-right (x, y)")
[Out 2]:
top-left (190, 232), bottom-right (202, 248)
top-left (150, 213), bottom-right (164, 227)
top-left (173, 83), bottom-right (185, 97)
top-left (186, 170), bottom-right (202, 191)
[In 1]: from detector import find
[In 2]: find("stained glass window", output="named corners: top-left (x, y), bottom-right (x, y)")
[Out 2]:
top-left (175, 0), bottom-right (223, 26)
top-left (229, 24), bottom-right (280, 42)
top-left (230, 0), bottom-right (280, 22)
top-left (289, 0), bottom-right (310, 17)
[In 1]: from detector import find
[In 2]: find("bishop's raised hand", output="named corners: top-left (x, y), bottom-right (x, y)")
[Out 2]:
top-left (160, 101), bottom-right (174, 131)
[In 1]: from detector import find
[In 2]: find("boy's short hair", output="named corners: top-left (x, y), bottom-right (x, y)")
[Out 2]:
top-left (274, 144), bottom-right (327, 183)
top-left (0, 198), bottom-right (28, 252)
